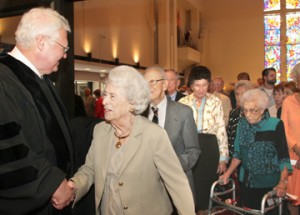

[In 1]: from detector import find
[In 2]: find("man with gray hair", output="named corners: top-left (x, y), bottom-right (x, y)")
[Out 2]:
top-left (164, 69), bottom-right (186, 101)
top-left (210, 77), bottom-right (232, 126)
top-left (0, 7), bottom-right (74, 214)
top-left (143, 66), bottom-right (200, 211)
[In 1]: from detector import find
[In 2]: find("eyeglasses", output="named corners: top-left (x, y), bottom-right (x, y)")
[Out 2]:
top-left (148, 79), bottom-right (164, 86)
top-left (52, 40), bottom-right (69, 53)
top-left (242, 108), bottom-right (260, 115)
top-left (42, 34), bottom-right (69, 53)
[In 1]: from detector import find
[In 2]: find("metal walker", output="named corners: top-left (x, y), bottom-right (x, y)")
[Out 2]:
top-left (208, 179), bottom-right (283, 215)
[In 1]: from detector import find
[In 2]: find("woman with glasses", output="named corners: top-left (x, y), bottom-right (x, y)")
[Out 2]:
top-left (179, 66), bottom-right (229, 215)
top-left (219, 88), bottom-right (292, 214)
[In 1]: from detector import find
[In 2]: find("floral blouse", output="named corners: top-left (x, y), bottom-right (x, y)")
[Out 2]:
top-left (179, 93), bottom-right (229, 161)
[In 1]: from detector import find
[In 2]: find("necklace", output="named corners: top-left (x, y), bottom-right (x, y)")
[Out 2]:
top-left (114, 132), bottom-right (130, 149)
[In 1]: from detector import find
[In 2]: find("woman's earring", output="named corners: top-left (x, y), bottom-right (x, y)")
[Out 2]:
top-left (129, 106), bottom-right (135, 113)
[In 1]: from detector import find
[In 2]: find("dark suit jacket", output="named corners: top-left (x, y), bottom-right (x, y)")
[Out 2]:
top-left (0, 55), bottom-right (74, 215)
top-left (175, 91), bottom-right (186, 101)
top-left (70, 116), bottom-right (103, 215)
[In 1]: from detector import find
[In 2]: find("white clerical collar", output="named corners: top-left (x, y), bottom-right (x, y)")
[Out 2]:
top-left (8, 46), bottom-right (43, 79)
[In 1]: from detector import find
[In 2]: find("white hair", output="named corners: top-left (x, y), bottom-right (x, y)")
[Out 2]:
top-left (15, 7), bottom-right (71, 48)
top-left (240, 88), bottom-right (269, 110)
top-left (107, 66), bottom-right (150, 114)
top-left (145, 66), bottom-right (166, 79)
top-left (234, 80), bottom-right (254, 92)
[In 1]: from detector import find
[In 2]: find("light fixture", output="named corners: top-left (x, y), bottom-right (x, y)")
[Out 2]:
top-left (99, 73), bottom-right (106, 78)
top-left (136, 62), bottom-right (140, 69)
top-left (87, 52), bottom-right (92, 61)
top-left (114, 58), bottom-right (119, 65)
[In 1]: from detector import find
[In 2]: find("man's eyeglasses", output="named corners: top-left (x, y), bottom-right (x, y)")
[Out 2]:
top-left (42, 34), bottom-right (69, 53)
top-left (148, 79), bottom-right (164, 86)
top-left (242, 108), bottom-right (260, 115)
top-left (52, 40), bottom-right (69, 54)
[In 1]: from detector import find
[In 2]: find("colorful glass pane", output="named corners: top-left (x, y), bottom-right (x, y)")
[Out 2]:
top-left (264, 14), bottom-right (281, 29)
top-left (286, 0), bottom-right (300, 9)
top-left (286, 13), bottom-right (300, 44)
top-left (265, 46), bottom-right (281, 81)
top-left (265, 29), bottom-right (281, 45)
top-left (264, 0), bottom-right (280, 11)
top-left (286, 45), bottom-right (300, 81)
top-left (264, 15), bottom-right (281, 45)
top-left (265, 46), bottom-right (281, 68)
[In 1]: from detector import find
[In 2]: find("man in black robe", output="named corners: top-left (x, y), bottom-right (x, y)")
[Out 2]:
top-left (0, 7), bottom-right (74, 215)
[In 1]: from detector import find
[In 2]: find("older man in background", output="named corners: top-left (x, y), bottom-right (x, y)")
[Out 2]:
top-left (210, 77), bottom-right (232, 126)
top-left (143, 66), bottom-right (200, 205)
top-left (165, 69), bottom-right (186, 101)
top-left (84, 87), bottom-right (96, 117)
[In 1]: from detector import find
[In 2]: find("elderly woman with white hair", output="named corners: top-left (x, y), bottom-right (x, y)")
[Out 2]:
top-left (68, 65), bottom-right (195, 215)
top-left (220, 89), bottom-right (292, 214)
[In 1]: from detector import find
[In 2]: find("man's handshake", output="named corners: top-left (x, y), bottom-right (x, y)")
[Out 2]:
top-left (51, 179), bottom-right (76, 210)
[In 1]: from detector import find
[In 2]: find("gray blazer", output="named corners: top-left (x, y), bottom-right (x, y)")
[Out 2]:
top-left (72, 115), bottom-right (195, 215)
top-left (164, 99), bottom-right (200, 194)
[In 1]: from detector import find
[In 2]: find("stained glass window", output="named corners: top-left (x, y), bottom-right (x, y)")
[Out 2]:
top-left (264, 0), bottom-right (300, 82)
top-left (286, 12), bottom-right (300, 80)
top-left (264, 15), bottom-right (281, 45)
top-left (264, 0), bottom-right (280, 11)
top-left (286, 0), bottom-right (300, 9)
top-left (264, 14), bottom-right (281, 78)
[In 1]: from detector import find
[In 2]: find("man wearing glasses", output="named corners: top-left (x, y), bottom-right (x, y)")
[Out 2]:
top-left (143, 66), bottom-right (200, 214)
top-left (0, 7), bottom-right (74, 214)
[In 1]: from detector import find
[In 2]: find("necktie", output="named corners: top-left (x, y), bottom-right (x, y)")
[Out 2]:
top-left (151, 107), bottom-right (159, 124)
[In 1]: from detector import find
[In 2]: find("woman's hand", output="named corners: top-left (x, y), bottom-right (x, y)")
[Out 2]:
top-left (217, 161), bottom-right (227, 174)
top-left (274, 180), bottom-right (287, 198)
top-left (292, 143), bottom-right (300, 156)
top-left (219, 172), bottom-right (230, 185)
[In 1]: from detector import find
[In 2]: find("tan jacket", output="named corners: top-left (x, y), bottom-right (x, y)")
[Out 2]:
top-left (72, 115), bottom-right (195, 215)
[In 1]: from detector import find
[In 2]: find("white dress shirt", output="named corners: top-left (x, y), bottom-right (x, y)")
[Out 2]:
top-left (149, 96), bottom-right (167, 128)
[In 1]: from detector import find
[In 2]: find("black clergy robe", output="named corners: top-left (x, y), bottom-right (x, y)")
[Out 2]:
top-left (0, 55), bottom-right (74, 215)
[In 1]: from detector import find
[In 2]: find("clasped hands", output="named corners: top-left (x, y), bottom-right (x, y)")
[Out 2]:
top-left (51, 179), bottom-right (76, 210)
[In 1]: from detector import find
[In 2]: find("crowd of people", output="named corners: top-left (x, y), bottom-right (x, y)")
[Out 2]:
top-left (2, 6), bottom-right (300, 215)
